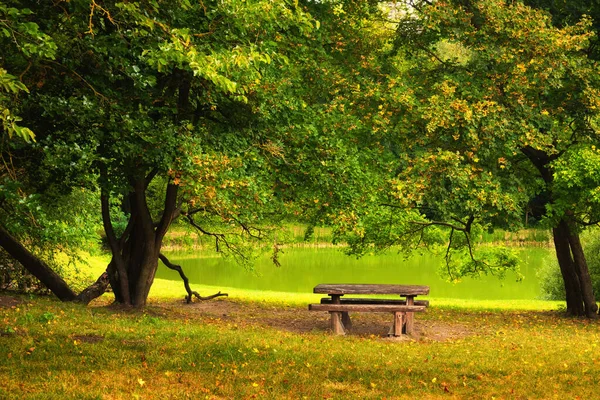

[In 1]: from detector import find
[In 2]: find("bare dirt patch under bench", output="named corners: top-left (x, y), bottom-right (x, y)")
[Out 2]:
top-left (148, 298), bottom-right (473, 341)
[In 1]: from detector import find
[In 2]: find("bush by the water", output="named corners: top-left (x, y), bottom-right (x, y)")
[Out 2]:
top-left (538, 229), bottom-right (600, 300)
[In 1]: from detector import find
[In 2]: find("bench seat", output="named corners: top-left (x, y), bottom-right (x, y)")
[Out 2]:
top-left (320, 297), bottom-right (429, 307)
top-left (309, 304), bottom-right (426, 313)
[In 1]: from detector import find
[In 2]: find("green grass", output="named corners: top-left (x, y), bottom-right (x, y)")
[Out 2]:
top-left (161, 223), bottom-right (335, 251)
top-left (2, 250), bottom-right (587, 399)
top-left (1, 284), bottom-right (597, 399)
top-left (162, 223), bottom-right (552, 251)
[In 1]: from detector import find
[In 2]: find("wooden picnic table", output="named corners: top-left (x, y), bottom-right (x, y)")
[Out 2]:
top-left (309, 283), bottom-right (430, 336)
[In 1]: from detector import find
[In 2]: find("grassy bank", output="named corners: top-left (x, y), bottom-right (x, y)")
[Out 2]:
top-left (161, 224), bottom-right (553, 250)
top-left (1, 285), bottom-right (596, 399)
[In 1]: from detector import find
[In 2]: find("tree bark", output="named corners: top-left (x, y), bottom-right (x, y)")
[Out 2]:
top-left (0, 225), bottom-right (110, 304)
top-left (0, 225), bottom-right (77, 301)
top-left (102, 180), bottom-right (180, 307)
top-left (552, 222), bottom-right (584, 316)
top-left (565, 221), bottom-right (598, 318)
top-left (521, 146), bottom-right (597, 317)
top-left (75, 271), bottom-right (110, 305)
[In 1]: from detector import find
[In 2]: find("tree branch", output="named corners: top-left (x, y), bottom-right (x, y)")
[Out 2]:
top-left (410, 220), bottom-right (468, 232)
top-left (159, 253), bottom-right (227, 303)
top-left (145, 168), bottom-right (158, 189)
top-left (183, 212), bottom-right (251, 263)
top-left (130, 179), bottom-right (155, 244)
top-left (100, 190), bottom-right (131, 304)
top-left (75, 270), bottom-right (110, 305)
top-left (445, 228), bottom-right (455, 280)
top-left (155, 183), bottom-right (179, 245)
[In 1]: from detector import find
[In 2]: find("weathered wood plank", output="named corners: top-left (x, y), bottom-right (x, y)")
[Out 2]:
top-left (393, 312), bottom-right (404, 336)
top-left (405, 296), bottom-right (415, 334)
top-left (330, 311), bottom-right (345, 335)
top-left (309, 304), bottom-right (426, 313)
top-left (331, 294), bottom-right (352, 330)
top-left (314, 284), bottom-right (429, 296)
top-left (320, 298), bottom-right (429, 307)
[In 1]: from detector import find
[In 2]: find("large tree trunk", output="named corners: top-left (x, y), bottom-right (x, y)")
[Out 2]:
top-left (102, 179), bottom-right (179, 307)
top-left (0, 225), bottom-right (77, 301)
top-left (565, 221), bottom-right (598, 318)
top-left (522, 146), bottom-right (597, 317)
top-left (552, 222), bottom-right (584, 316)
top-left (0, 225), bottom-right (109, 304)
top-left (551, 219), bottom-right (598, 317)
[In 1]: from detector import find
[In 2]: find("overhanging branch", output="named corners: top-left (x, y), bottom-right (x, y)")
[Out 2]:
top-left (158, 253), bottom-right (227, 303)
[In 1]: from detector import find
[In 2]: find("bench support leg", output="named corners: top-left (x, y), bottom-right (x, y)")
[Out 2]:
top-left (388, 312), bottom-right (404, 337)
top-left (330, 312), bottom-right (346, 335)
top-left (405, 296), bottom-right (415, 335)
top-left (341, 311), bottom-right (352, 329)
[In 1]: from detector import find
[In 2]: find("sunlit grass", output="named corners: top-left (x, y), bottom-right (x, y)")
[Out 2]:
top-left (0, 235), bottom-right (582, 398)
top-left (1, 292), bottom-right (598, 399)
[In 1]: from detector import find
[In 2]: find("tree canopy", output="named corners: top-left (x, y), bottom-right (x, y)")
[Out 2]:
top-left (2, 0), bottom-right (600, 316)
top-left (335, 0), bottom-right (600, 316)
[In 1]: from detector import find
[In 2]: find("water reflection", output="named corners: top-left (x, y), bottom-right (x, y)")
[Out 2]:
top-left (156, 247), bottom-right (550, 300)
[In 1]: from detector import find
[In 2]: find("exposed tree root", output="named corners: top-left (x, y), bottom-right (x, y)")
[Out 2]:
top-left (159, 253), bottom-right (228, 303)
top-left (75, 271), bottom-right (110, 305)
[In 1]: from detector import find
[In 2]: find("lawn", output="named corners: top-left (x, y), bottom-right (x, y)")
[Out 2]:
top-left (1, 280), bottom-right (598, 400)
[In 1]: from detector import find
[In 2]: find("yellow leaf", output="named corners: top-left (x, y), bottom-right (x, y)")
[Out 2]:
top-left (138, 378), bottom-right (146, 387)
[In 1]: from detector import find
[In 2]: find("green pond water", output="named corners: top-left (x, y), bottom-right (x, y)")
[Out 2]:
top-left (156, 247), bottom-right (552, 300)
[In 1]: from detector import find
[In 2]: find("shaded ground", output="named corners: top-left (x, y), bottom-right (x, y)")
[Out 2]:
top-left (0, 292), bottom-right (475, 341)
top-left (149, 298), bottom-right (473, 342)
top-left (0, 295), bottom-right (22, 309)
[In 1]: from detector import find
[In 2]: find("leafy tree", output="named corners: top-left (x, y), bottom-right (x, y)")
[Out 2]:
top-left (337, 0), bottom-right (600, 317)
top-left (0, 0), bottom-right (323, 306)
top-left (1, 0), bottom-right (389, 307)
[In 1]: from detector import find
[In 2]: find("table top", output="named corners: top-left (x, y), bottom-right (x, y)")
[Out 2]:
top-left (314, 284), bottom-right (429, 296)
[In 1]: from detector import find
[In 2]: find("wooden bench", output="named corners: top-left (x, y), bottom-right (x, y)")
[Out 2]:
top-left (320, 298), bottom-right (429, 307)
top-left (309, 284), bottom-right (430, 337)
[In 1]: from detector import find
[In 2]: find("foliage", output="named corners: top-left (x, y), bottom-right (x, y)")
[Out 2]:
top-left (0, 249), bottom-right (46, 293)
top-left (334, 0), bottom-right (600, 285)
top-left (0, 248), bottom-right (94, 294)
top-left (0, 3), bottom-right (57, 141)
top-left (2, 0), bottom-right (382, 304)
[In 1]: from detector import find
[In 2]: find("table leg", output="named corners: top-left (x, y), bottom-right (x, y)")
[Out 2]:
top-left (330, 312), bottom-right (345, 335)
top-left (405, 296), bottom-right (415, 335)
top-left (341, 312), bottom-right (352, 329)
top-left (330, 295), bottom-right (347, 335)
top-left (394, 312), bottom-right (404, 336)
top-left (387, 312), bottom-right (405, 337)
